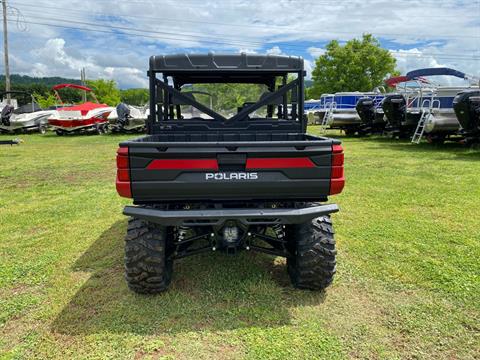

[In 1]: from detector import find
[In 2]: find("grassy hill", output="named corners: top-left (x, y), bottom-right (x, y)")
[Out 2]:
top-left (0, 75), bottom-right (80, 89)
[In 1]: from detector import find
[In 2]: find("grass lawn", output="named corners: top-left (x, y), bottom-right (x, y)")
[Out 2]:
top-left (0, 127), bottom-right (479, 359)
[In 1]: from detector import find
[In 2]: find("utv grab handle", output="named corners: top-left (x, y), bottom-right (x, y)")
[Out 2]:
top-left (123, 203), bottom-right (339, 227)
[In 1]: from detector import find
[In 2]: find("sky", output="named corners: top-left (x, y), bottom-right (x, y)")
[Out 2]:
top-left (2, 0), bottom-right (479, 89)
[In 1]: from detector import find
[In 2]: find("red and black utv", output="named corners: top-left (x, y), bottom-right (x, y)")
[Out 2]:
top-left (116, 53), bottom-right (345, 293)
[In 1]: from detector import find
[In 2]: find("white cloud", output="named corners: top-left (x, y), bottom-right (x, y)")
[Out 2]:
top-left (307, 47), bottom-right (325, 58)
top-left (3, 0), bottom-right (478, 87)
top-left (266, 46), bottom-right (282, 55)
top-left (304, 59), bottom-right (314, 80)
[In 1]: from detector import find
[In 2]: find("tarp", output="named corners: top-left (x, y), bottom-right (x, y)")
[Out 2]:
top-left (406, 67), bottom-right (466, 80)
top-left (52, 83), bottom-right (92, 92)
top-left (58, 102), bottom-right (109, 116)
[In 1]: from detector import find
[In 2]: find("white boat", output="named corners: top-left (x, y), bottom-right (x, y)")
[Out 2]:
top-left (0, 91), bottom-right (57, 134)
top-left (107, 103), bottom-right (148, 132)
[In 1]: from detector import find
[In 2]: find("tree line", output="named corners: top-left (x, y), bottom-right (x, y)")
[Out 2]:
top-left (0, 77), bottom-right (149, 107)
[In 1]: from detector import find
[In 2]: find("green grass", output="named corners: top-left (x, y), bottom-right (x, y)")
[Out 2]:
top-left (0, 128), bottom-right (479, 359)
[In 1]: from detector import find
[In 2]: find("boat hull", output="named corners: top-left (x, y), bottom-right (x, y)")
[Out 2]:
top-left (48, 107), bottom-right (113, 133)
top-left (107, 105), bottom-right (147, 132)
top-left (0, 111), bottom-right (53, 133)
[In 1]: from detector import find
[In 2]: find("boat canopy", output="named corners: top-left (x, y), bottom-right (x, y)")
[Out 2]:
top-left (385, 75), bottom-right (430, 88)
top-left (385, 76), bottom-right (410, 88)
top-left (52, 84), bottom-right (93, 92)
top-left (406, 67), bottom-right (466, 80)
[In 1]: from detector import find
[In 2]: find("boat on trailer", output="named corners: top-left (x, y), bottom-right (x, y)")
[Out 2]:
top-left (383, 69), bottom-right (479, 142)
top-left (325, 91), bottom-right (384, 135)
top-left (406, 68), bottom-right (478, 143)
top-left (47, 84), bottom-right (114, 135)
top-left (0, 91), bottom-right (57, 134)
top-left (107, 103), bottom-right (148, 133)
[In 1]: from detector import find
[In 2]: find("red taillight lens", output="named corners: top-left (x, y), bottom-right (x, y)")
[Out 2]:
top-left (117, 147), bottom-right (129, 168)
top-left (332, 152), bottom-right (344, 166)
top-left (117, 154), bottom-right (129, 169)
top-left (332, 144), bottom-right (344, 167)
top-left (330, 144), bottom-right (345, 195)
top-left (331, 166), bottom-right (344, 179)
top-left (116, 147), bottom-right (131, 198)
top-left (117, 169), bottom-right (130, 182)
top-left (116, 180), bottom-right (132, 198)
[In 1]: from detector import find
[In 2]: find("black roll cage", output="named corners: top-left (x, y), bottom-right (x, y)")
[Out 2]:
top-left (147, 54), bottom-right (306, 134)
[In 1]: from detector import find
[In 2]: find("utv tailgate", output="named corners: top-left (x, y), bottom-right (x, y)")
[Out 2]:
top-left (117, 134), bottom-right (344, 202)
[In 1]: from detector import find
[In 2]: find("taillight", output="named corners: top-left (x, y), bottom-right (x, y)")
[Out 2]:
top-left (116, 147), bottom-right (132, 198)
top-left (330, 144), bottom-right (345, 195)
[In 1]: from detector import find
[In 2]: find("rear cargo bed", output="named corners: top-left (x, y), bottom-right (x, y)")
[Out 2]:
top-left (126, 132), bottom-right (334, 144)
top-left (118, 133), bottom-right (344, 203)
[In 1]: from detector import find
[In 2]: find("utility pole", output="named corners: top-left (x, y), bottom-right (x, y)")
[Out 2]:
top-left (2, 0), bottom-right (11, 104)
top-left (80, 68), bottom-right (87, 102)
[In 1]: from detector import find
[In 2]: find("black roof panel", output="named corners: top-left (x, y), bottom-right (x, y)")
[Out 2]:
top-left (149, 53), bottom-right (303, 73)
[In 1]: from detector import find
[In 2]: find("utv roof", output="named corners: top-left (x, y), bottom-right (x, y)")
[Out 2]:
top-left (149, 53), bottom-right (303, 73)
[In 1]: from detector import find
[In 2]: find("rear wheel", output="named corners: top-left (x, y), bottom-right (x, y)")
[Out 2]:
top-left (39, 125), bottom-right (47, 134)
top-left (124, 218), bottom-right (173, 294)
top-left (287, 216), bottom-right (336, 290)
top-left (55, 129), bottom-right (64, 136)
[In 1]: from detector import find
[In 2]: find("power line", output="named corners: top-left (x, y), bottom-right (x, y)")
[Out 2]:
top-left (13, 7), bottom-right (480, 44)
top-left (11, 19), bottom-right (480, 61)
top-left (12, 0), bottom-right (480, 21)
top-left (17, 11), bottom-right (480, 57)
top-left (47, 0), bottom-right (477, 7)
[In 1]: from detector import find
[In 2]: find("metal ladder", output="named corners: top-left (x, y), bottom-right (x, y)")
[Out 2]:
top-left (320, 102), bottom-right (336, 133)
top-left (411, 99), bottom-right (440, 144)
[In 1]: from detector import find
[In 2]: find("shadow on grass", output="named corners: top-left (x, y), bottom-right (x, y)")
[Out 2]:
top-left (340, 134), bottom-right (480, 161)
top-left (52, 221), bottom-right (326, 336)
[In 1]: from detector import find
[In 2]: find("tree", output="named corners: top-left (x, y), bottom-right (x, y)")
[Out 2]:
top-left (86, 79), bottom-right (121, 106)
top-left (33, 92), bottom-right (57, 108)
top-left (120, 88), bottom-right (149, 106)
top-left (192, 83), bottom-right (266, 112)
top-left (309, 34), bottom-right (397, 98)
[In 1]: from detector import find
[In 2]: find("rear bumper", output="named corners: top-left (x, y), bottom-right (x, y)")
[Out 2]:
top-left (123, 203), bottom-right (339, 226)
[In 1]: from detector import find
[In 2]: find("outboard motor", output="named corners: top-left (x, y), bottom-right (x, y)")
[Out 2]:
top-left (1, 105), bottom-right (14, 126)
top-left (382, 94), bottom-right (406, 135)
top-left (116, 103), bottom-right (131, 128)
top-left (356, 97), bottom-right (376, 128)
top-left (453, 90), bottom-right (480, 142)
top-left (356, 97), bottom-right (386, 134)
